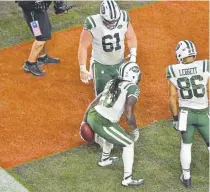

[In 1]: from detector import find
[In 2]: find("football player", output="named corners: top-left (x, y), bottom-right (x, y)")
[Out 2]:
top-left (78, 0), bottom-right (137, 96)
top-left (82, 61), bottom-right (144, 187)
top-left (167, 40), bottom-right (209, 188)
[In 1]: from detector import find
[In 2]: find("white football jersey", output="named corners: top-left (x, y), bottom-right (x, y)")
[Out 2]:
top-left (95, 80), bottom-right (140, 123)
top-left (83, 10), bottom-right (130, 65)
top-left (167, 60), bottom-right (209, 109)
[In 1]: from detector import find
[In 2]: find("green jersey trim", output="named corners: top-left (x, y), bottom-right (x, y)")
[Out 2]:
top-left (122, 10), bottom-right (130, 23)
top-left (125, 11), bottom-right (130, 23)
top-left (170, 65), bottom-right (176, 77)
top-left (166, 66), bottom-right (172, 79)
top-left (89, 16), bottom-right (96, 28)
top-left (127, 84), bottom-right (140, 99)
top-left (207, 60), bottom-right (209, 73)
top-left (83, 16), bottom-right (96, 30)
top-left (203, 60), bottom-right (206, 72)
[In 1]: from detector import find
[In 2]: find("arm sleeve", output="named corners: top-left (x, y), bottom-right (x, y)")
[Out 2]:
top-left (83, 16), bottom-right (96, 30)
top-left (207, 60), bottom-right (210, 77)
top-left (127, 85), bottom-right (140, 99)
top-left (166, 66), bottom-right (172, 80)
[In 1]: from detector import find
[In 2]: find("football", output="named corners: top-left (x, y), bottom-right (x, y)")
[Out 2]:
top-left (80, 122), bottom-right (95, 143)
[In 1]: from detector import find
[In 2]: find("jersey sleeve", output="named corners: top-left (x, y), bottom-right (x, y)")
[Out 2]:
top-left (166, 66), bottom-right (172, 80)
top-left (206, 60), bottom-right (210, 77)
top-left (127, 84), bottom-right (140, 99)
top-left (83, 16), bottom-right (96, 30)
top-left (166, 65), bottom-right (176, 80)
top-left (122, 10), bottom-right (130, 24)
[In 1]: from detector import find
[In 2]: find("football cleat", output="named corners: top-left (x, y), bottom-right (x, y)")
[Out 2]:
top-left (180, 174), bottom-right (192, 188)
top-left (122, 176), bottom-right (144, 187)
top-left (98, 156), bottom-right (119, 167)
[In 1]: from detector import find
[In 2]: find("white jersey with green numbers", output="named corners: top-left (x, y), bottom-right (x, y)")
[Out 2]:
top-left (167, 60), bottom-right (210, 109)
top-left (94, 80), bottom-right (140, 123)
top-left (83, 10), bottom-right (130, 65)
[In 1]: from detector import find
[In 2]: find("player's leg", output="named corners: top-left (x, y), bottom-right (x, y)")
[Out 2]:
top-left (92, 61), bottom-right (113, 96)
top-left (87, 109), bottom-right (117, 165)
top-left (36, 11), bottom-right (60, 66)
top-left (108, 62), bottom-right (122, 79)
top-left (87, 109), bottom-right (144, 186)
top-left (180, 110), bottom-right (196, 188)
top-left (22, 10), bottom-right (46, 75)
top-left (91, 61), bottom-right (114, 146)
top-left (197, 109), bottom-right (209, 151)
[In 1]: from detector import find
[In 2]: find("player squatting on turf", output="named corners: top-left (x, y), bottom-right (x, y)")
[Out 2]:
top-left (82, 62), bottom-right (144, 187)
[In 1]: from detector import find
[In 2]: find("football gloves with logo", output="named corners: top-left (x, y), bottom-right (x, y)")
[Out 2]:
top-left (130, 128), bottom-right (140, 142)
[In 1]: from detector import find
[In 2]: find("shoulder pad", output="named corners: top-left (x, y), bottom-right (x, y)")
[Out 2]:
top-left (83, 16), bottom-right (97, 30)
top-left (166, 65), bottom-right (176, 79)
top-left (201, 59), bottom-right (210, 73)
top-left (121, 10), bottom-right (130, 23)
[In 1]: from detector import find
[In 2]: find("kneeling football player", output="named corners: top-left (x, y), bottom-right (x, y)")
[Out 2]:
top-left (82, 62), bottom-right (144, 187)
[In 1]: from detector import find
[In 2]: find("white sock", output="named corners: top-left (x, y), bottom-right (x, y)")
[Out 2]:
top-left (95, 134), bottom-right (104, 148)
top-left (101, 140), bottom-right (113, 161)
top-left (122, 143), bottom-right (134, 180)
top-left (180, 141), bottom-right (192, 180)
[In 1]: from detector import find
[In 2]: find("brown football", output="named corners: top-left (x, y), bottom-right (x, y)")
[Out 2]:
top-left (80, 122), bottom-right (95, 143)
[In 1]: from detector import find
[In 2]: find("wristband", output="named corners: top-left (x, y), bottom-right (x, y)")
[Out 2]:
top-left (173, 115), bottom-right (179, 121)
top-left (80, 64), bottom-right (86, 72)
top-left (130, 47), bottom-right (137, 57)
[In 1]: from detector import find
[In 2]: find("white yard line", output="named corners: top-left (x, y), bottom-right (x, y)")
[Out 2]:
top-left (0, 168), bottom-right (29, 192)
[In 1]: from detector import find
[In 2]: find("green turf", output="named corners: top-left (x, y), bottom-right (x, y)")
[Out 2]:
top-left (0, 1), bottom-right (154, 49)
top-left (7, 120), bottom-right (209, 192)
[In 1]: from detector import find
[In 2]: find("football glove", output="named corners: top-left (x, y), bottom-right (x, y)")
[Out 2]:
top-left (130, 128), bottom-right (140, 142)
top-left (172, 121), bottom-right (179, 130)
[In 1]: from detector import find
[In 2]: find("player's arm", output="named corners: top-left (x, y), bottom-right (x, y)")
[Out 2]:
top-left (78, 29), bottom-right (93, 84)
top-left (124, 96), bottom-right (140, 141)
top-left (82, 93), bottom-right (102, 122)
top-left (126, 23), bottom-right (137, 62)
top-left (124, 96), bottom-right (138, 130)
top-left (168, 81), bottom-right (179, 121)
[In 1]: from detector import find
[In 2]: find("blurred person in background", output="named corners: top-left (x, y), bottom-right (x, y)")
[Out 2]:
top-left (16, 0), bottom-right (72, 76)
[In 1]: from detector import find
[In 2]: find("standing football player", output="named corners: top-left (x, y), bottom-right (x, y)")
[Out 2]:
top-left (82, 61), bottom-right (144, 187)
top-left (78, 0), bottom-right (137, 95)
top-left (166, 40), bottom-right (209, 188)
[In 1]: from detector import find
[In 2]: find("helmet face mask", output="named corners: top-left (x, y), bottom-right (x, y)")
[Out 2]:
top-left (101, 17), bottom-right (120, 30)
top-left (119, 62), bottom-right (141, 84)
top-left (100, 0), bottom-right (121, 30)
top-left (175, 40), bottom-right (197, 63)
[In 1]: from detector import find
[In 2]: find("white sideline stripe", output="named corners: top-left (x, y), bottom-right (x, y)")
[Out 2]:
top-left (109, 127), bottom-right (133, 143)
top-left (0, 168), bottom-right (29, 192)
top-left (103, 127), bottom-right (129, 146)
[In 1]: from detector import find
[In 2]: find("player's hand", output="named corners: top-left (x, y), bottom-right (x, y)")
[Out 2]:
top-left (129, 54), bottom-right (136, 63)
top-left (130, 128), bottom-right (140, 142)
top-left (80, 71), bottom-right (91, 84)
top-left (80, 64), bottom-right (92, 84)
top-left (125, 54), bottom-right (137, 63)
top-left (172, 121), bottom-right (179, 131)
